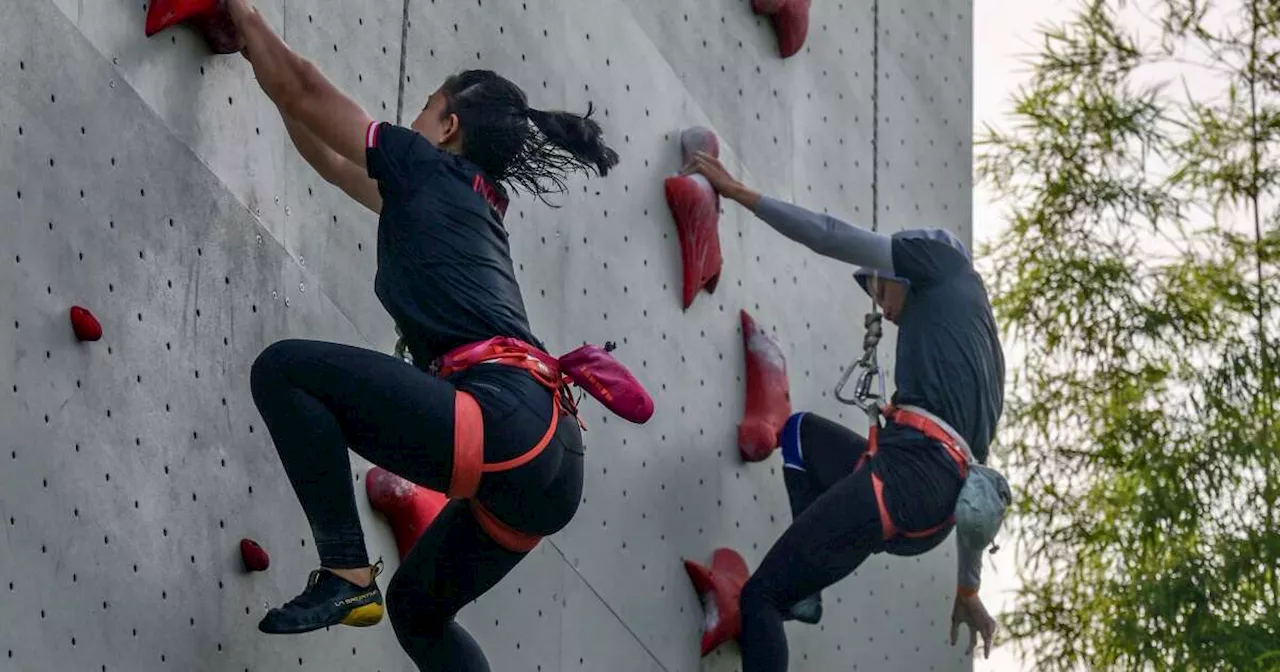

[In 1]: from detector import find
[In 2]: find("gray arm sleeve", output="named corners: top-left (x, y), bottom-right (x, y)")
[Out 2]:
top-left (754, 196), bottom-right (895, 273)
top-left (957, 534), bottom-right (984, 590)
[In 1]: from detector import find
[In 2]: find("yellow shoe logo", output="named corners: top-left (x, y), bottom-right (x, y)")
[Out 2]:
top-left (334, 590), bottom-right (377, 608)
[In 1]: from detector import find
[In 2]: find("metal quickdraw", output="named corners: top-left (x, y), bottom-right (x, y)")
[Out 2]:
top-left (833, 308), bottom-right (886, 418)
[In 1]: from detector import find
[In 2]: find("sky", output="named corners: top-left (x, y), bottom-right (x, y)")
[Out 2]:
top-left (971, 1), bottom-right (1076, 670)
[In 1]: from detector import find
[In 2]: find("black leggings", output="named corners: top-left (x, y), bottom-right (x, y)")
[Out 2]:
top-left (739, 412), bottom-right (961, 672)
top-left (249, 339), bottom-right (584, 672)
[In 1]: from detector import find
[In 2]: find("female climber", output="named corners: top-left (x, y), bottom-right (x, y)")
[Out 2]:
top-left (223, 1), bottom-right (619, 669)
top-left (684, 150), bottom-right (1009, 670)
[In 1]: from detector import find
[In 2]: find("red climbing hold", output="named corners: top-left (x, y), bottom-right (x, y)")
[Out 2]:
top-left (69, 306), bottom-right (102, 342)
top-left (366, 467), bottom-right (447, 561)
top-left (752, 0), bottom-right (789, 13)
top-left (665, 127), bottom-right (724, 311)
top-left (145, 0), bottom-right (245, 54)
top-left (738, 310), bottom-right (791, 462)
top-left (684, 547), bottom-right (750, 656)
top-left (753, 0), bottom-right (811, 59)
top-left (240, 538), bottom-right (270, 572)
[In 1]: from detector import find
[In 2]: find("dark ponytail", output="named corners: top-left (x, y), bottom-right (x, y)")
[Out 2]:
top-left (440, 70), bottom-right (620, 203)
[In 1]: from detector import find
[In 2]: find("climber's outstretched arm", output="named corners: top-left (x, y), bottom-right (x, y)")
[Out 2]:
top-left (683, 151), bottom-right (894, 273)
top-left (280, 113), bottom-right (381, 214)
top-left (226, 0), bottom-right (373, 169)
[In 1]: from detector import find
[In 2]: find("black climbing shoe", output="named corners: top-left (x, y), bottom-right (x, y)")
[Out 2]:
top-left (785, 593), bottom-right (823, 625)
top-left (258, 561), bottom-right (385, 635)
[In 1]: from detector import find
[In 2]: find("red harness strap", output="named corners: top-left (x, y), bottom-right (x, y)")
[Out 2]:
top-left (436, 337), bottom-right (575, 553)
top-left (858, 405), bottom-right (972, 541)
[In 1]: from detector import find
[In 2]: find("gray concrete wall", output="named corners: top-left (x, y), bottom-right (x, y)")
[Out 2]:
top-left (0, 0), bottom-right (974, 670)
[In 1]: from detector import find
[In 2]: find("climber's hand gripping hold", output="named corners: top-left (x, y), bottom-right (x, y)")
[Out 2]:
top-left (224, 0), bottom-right (382, 213)
top-left (682, 150), bottom-right (762, 210)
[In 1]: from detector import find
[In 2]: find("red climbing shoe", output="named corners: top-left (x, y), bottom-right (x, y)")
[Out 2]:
top-left (665, 127), bottom-right (724, 310)
top-left (738, 310), bottom-right (792, 462)
top-left (365, 467), bottom-right (447, 561)
top-left (69, 306), bottom-right (102, 342)
top-left (145, 0), bottom-right (245, 54)
top-left (684, 547), bottom-right (750, 656)
top-left (752, 0), bottom-right (811, 58)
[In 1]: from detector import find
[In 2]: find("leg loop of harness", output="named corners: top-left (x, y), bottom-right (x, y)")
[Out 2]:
top-left (448, 390), bottom-right (485, 500)
top-left (441, 343), bottom-right (574, 552)
top-left (470, 501), bottom-right (542, 553)
top-left (860, 406), bottom-right (971, 542)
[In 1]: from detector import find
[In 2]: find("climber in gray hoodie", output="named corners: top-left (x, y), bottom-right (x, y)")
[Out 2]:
top-left (685, 151), bottom-right (1010, 671)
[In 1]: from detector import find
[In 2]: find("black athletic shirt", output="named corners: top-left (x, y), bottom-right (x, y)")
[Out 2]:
top-left (890, 234), bottom-right (1005, 463)
top-left (364, 122), bottom-right (543, 365)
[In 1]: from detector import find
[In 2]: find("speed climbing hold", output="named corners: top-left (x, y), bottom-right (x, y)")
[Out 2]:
top-left (69, 306), bottom-right (102, 342)
top-left (240, 538), bottom-right (270, 572)
top-left (753, 0), bottom-right (812, 59)
top-left (145, 0), bottom-right (245, 54)
top-left (738, 310), bottom-right (792, 462)
top-left (683, 547), bottom-right (750, 656)
top-left (366, 467), bottom-right (447, 561)
top-left (665, 127), bottom-right (724, 310)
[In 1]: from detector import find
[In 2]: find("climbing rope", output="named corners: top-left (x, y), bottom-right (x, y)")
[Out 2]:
top-left (833, 0), bottom-right (885, 420)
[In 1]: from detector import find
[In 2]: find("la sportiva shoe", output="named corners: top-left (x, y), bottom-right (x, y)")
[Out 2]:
top-left (258, 561), bottom-right (385, 635)
top-left (785, 592), bottom-right (823, 625)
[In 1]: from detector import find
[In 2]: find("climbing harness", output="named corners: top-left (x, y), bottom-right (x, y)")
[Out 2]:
top-left (391, 329), bottom-right (652, 552)
top-left (433, 336), bottom-right (583, 552)
top-left (860, 405), bottom-right (973, 540)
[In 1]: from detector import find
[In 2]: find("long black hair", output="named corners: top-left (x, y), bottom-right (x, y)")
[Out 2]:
top-left (439, 70), bottom-right (620, 203)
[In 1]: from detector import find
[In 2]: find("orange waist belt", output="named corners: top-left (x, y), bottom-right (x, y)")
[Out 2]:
top-left (437, 338), bottom-right (577, 553)
top-left (859, 405), bottom-right (972, 541)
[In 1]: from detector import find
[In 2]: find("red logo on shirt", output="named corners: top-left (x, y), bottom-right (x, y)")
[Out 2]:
top-left (473, 174), bottom-right (509, 218)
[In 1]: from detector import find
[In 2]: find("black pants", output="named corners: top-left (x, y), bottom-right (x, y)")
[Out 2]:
top-left (739, 412), bottom-right (962, 672)
top-left (249, 339), bottom-right (584, 672)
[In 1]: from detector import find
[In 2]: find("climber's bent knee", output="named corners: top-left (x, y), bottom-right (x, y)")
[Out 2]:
top-left (249, 340), bottom-right (291, 388)
top-left (780, 412), bottom-right (808, 471)
top-left (248, 339), bottom-right (315, 394)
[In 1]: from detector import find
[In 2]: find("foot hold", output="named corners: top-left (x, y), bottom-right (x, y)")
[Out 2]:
top-left (69, 306), bottom-right (102, 342)
top-left (365, 466), bottom-right (447, 560)
top-left (239, 538), bottom-right (270, 572)
top-left (738, 310), bottom-right (792, 462)
top-left (752, 0), bottom-right (812, 58)
top-left (683, 547), bottom-right (750, 656)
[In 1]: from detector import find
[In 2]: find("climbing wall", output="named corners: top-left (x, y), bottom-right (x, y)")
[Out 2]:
top-left (0, 0), bottom-right (973, 670)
